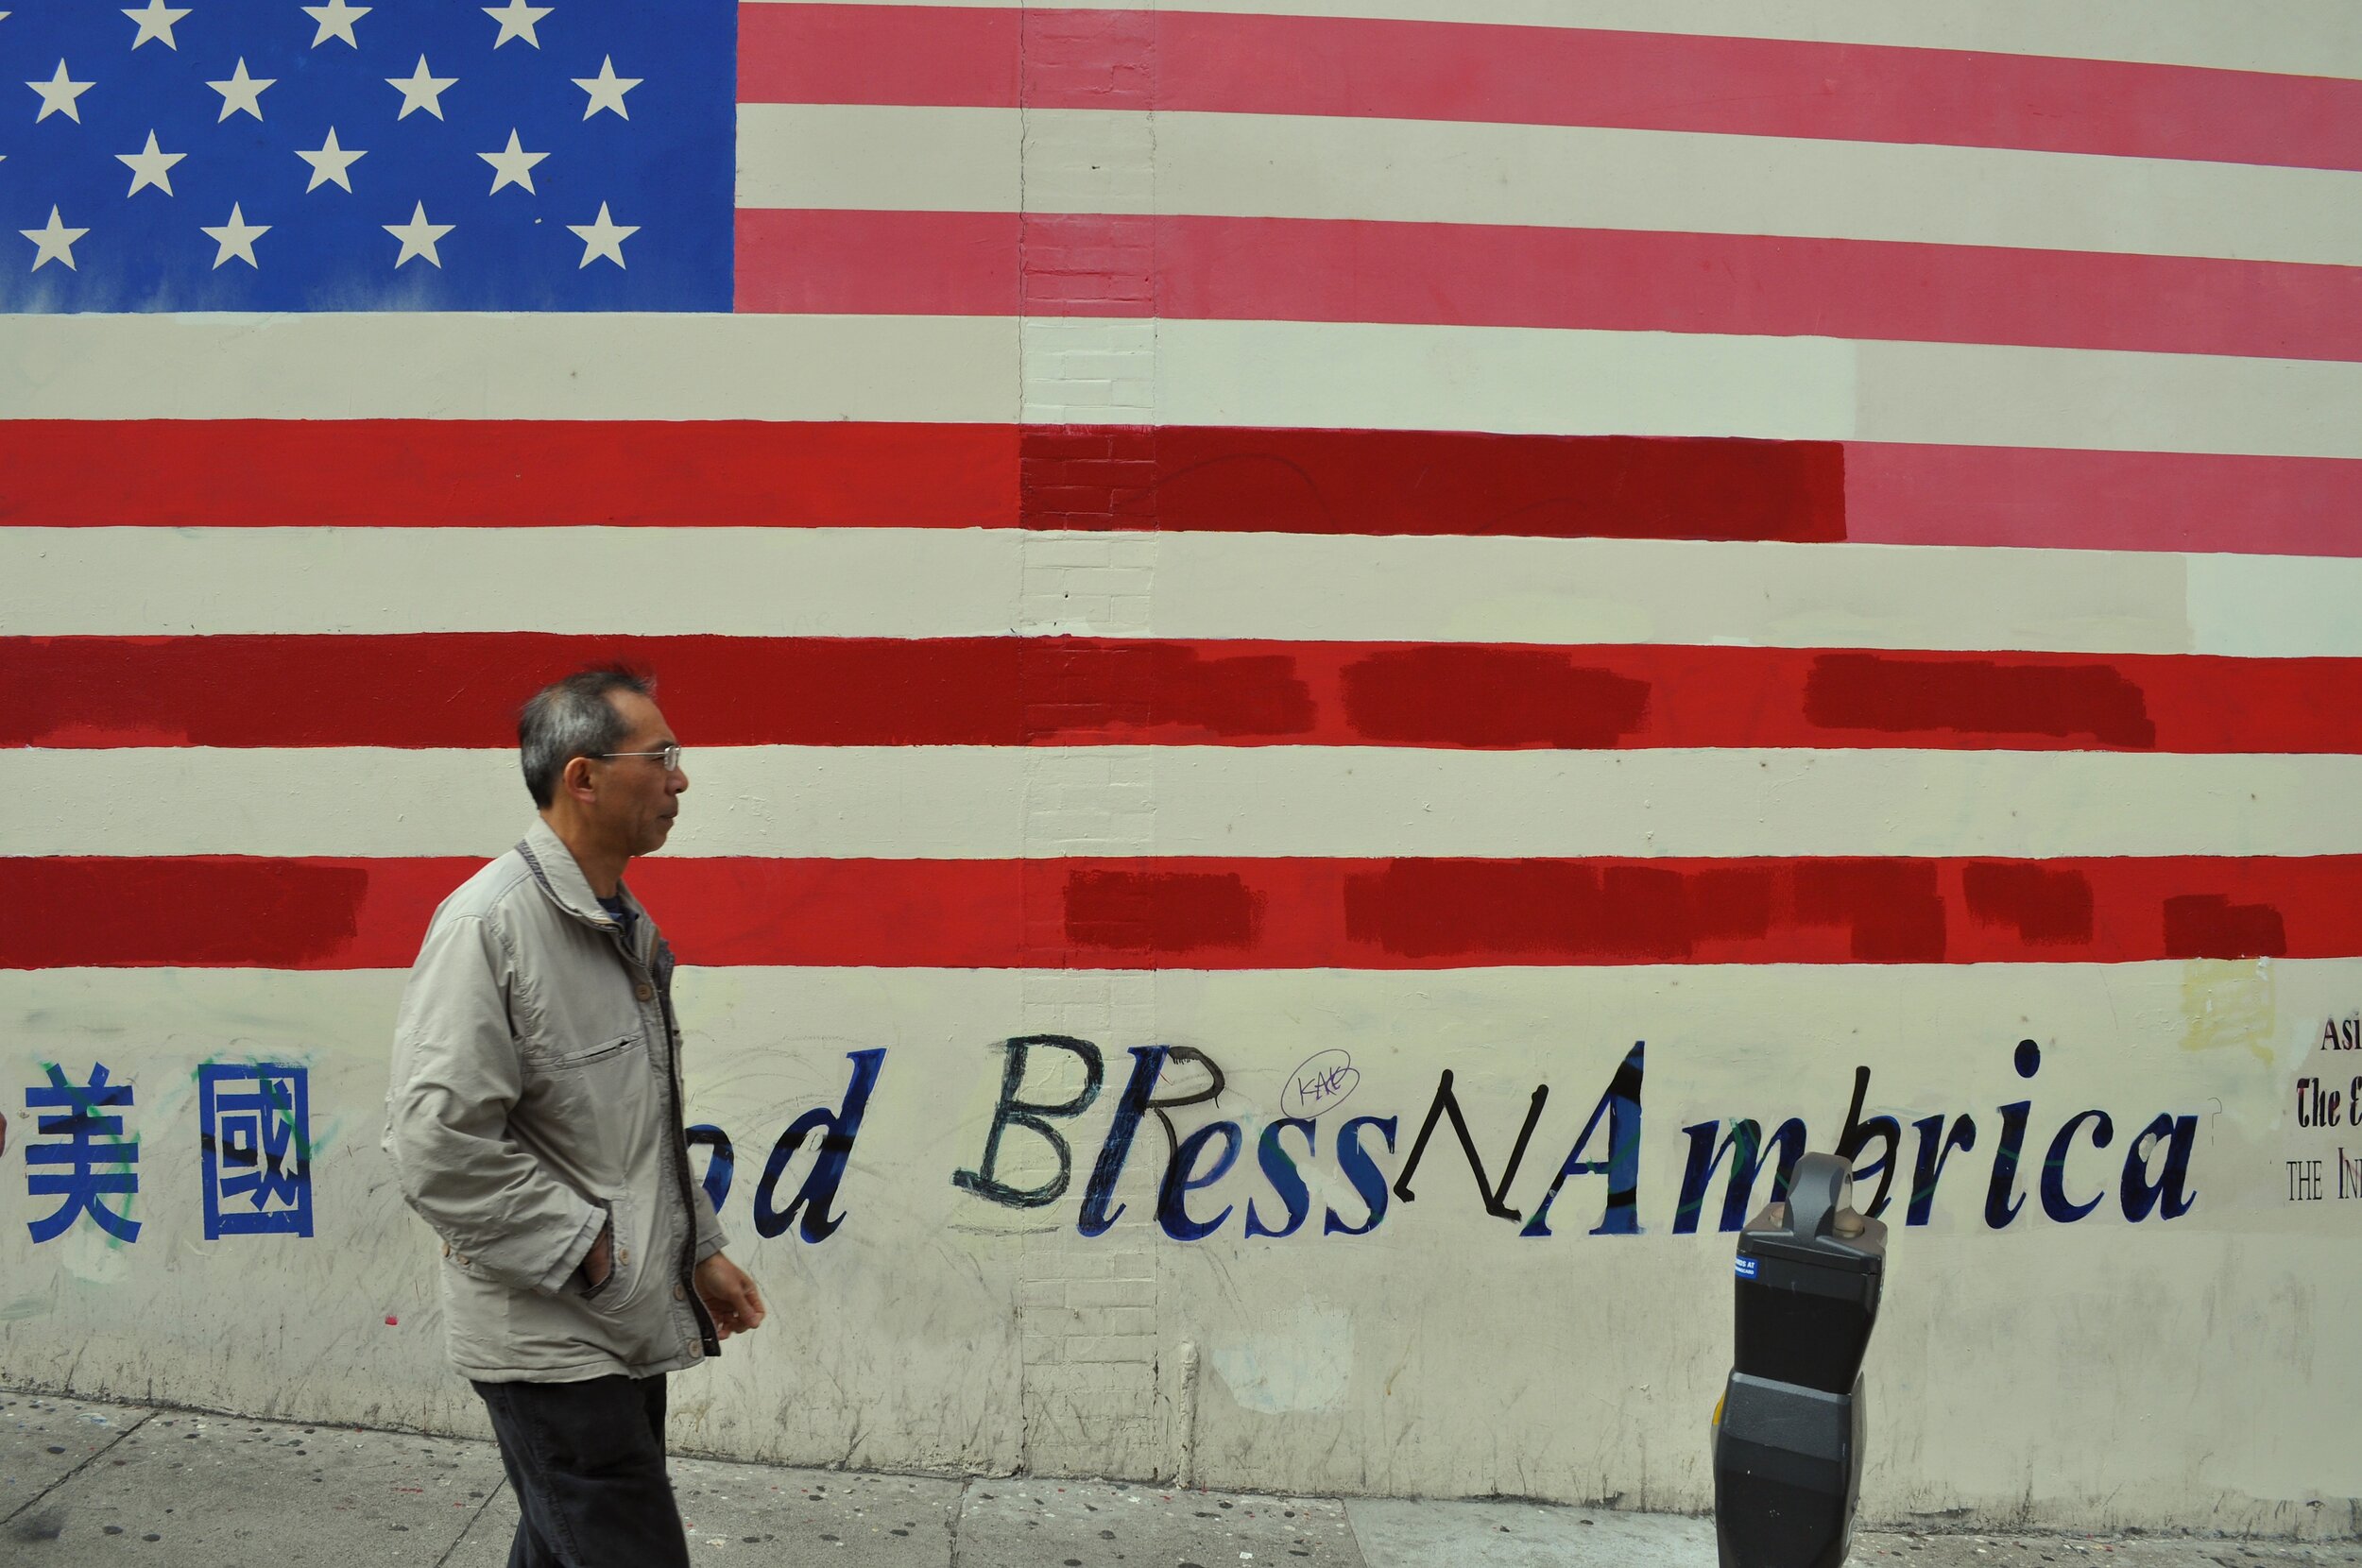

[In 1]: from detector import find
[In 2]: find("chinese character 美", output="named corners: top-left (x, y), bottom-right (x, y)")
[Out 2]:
top-left (25, 1063), bottom-right (141, 1244)
top-left (197, 1063), bottom-right (314, 1239)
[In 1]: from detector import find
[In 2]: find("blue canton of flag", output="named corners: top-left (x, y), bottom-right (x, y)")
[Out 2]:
top-left (197, 1061), bottom-right (313, 1237)
top-left (24, 1062), bottom-right (141, 1243)
top-left (0, 0), bottom-right (733, 310)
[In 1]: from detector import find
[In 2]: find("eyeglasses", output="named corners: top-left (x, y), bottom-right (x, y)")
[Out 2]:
top-left (597, 744), bottom-right (683, 772)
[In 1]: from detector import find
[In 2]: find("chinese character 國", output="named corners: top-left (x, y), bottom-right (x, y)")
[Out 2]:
top-left (198, 1063), bottom-right (315, 1239)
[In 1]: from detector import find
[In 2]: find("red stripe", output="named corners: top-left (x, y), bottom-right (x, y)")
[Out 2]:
top-left (734, 210), bottom-right (2362, 364)
top-left (739, 2), bottom-right (1021, 108)
top-left (5, 855), bottom-right (2352, 968)
top-left (734, 210), bottom-right (1018, 316)
top-left (3, 421), bottom-right (1841, 541)
top-left (13, 636), bottom-right (2361, 754)
top-left (16, 420), bottom-right (2360, 556)
top-left (738, 5), bottom-right (2362, 173)
top-left (0, 420), bottom-right (1018, 529)
top-left (1018, 425), bottom-right (1843, 539)
top-left (1847, 445), bottom-right (2362, 555)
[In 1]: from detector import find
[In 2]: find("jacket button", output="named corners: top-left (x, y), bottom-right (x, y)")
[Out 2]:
top-left (673, 1283), bottom-right (687, 1302)
top-left (636, 983), bottom-right (654, 1001)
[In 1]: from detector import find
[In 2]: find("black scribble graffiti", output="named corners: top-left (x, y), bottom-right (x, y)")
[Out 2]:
top-left (950, 1036), bottom-right (1105, 1209)
top-left (1392, 1069), bottom-right (1549, 1221)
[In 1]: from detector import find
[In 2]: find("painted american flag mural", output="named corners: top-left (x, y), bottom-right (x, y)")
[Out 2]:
top-left (2, 0), bottom-right (2359, 1525)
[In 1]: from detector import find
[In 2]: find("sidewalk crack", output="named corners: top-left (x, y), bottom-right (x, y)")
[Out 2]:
top-left (432, 1475), bottom-right (507, 1568)
top-left (948, 1476), bottom-right (973, 1568)
top-left (3, 1405), bottom-right (157, 1526)
top-left (1339, 1496), bottom-right (1374, 1568)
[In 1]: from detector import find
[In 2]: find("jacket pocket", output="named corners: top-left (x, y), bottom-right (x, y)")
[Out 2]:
top-left (573, 1194), bottom-right (641, 1314)
top-left (550, 1031), bottom-right (641, 1070)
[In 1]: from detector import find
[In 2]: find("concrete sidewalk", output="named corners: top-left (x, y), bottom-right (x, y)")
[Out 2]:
top-left (4, 1390), bottom-right (2353, 1567)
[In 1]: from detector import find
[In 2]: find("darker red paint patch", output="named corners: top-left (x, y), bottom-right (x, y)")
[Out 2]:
top-left (1804, 654), bottom-right (2157, 747)
top-left (1341, 860), bottom-right (1775, 962)
top-left (0, 859), bottom-right (370, 968)
top-left (2163, 894), bottom-right (2288, 959)
top-left (1792, 861), bottom-right (1948, 963)
top-left (1064, 870), bottom-right (1263, 954)
top-left (1962, 861), bottom-right (2096, 946)
top-left (1018, 425), bottom-right (1846, 540)
top-left (1023, 641), bottom-right (1314, 741)
top-left (4, 635), bottom-right (1039, 749)
top-left (1019, 427), bottom-right (1158, 530)
top-left (1340, 646), bottom-right (1650, 747)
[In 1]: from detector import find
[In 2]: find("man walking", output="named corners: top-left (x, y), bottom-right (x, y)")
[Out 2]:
top-left (385, 667), bottom-right (763, 1568)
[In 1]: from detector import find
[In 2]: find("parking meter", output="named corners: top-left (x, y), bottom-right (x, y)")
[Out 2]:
top-left (1711, 1151), bottom-right (1887, 1568)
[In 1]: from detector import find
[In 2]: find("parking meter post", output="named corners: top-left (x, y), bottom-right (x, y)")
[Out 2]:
top-left (1712, 1150), bottom-right (1889, 1568)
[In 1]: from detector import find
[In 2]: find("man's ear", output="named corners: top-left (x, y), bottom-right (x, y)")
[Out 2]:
top-left (562, 755), bottom-right (598, 803)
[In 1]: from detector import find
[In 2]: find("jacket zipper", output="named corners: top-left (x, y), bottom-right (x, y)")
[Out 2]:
top-left (611, 923), bottom-right (723, 1358)
top-left (518, 837), bottom-right (724, 1361)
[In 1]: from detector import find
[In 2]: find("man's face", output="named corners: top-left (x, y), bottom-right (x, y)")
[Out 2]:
top-left (586, 690), bottom-right (687, 856)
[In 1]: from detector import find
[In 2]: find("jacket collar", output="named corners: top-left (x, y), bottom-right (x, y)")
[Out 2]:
top-left (517, 818), bottom-right (646, 944)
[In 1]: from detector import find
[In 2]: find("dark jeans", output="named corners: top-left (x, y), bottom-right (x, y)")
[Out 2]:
top-left (472, 1374), bottom-right (691, 1568)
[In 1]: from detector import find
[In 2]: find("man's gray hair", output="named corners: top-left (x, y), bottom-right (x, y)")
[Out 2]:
top-left (519, 666), bottom-right (655, 809)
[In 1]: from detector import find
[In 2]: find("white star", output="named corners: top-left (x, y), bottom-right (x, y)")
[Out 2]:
top-left (483, 0), bottom-right (551, 48)
top-left (200, 201), bottom-right (267, 268)
top-left (206, 58), bottom-right (272, 121)
top-left (296, 126), bottom-right (366, 192)
top-left (116, 129), bottom-right (185, 196)
top-left (123, 0), bottom-right (192, 49)
top-left (573, 55), bottom-right (639, 119)
top-left (478, 128), bottom-right (547, 195)
top-left (21, 206), bottom-right (87, 271)
top-left (27, 61), bottom-right (94, 124)
top-left (567, 201), bottom-right (636, 269)
top-left (385, 201), bottom-right (452, 267)
top-left (385, 56), bottom-right (456, 120)
top-left (301, 0), bottom-right (368, 47)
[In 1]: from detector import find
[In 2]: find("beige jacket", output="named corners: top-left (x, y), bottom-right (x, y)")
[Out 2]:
top-left (385, 820), bottom-right (727, 1383)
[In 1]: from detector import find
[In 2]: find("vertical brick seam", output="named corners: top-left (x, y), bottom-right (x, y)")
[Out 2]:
top-left (1008, 2), bottom-right (1171, 1481)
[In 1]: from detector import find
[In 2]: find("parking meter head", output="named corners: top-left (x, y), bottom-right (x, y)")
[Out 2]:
top-left (1731, 1151), bottom-right (1886, 1395)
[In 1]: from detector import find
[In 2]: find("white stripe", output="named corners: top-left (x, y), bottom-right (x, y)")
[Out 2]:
top-left (1039, 317), bottom-right (1851, 439)
top-left (1144, 534), bottom-right (2208, 654)
top-left (20, 529), bottom-right (2362, 656)
top-left (9, 315), bottom-right (2355, 460)
top-left (0, 528), bottom-right (1025, 637)
top-left (738, 105), bottom-right (2362, 267)
top-left (740, 105), bottom-right (1024, 212)
top-left (1133, 319), bottom-right (2362, 459)
top-left (9, 746), bottom-right (2357, 859)
top-left (739, 0), bottom-right (2362, 81)
top-left (0, 313), bottom-right (1017, 422)
top-left (2190, 554), bottom-right (2362, 658)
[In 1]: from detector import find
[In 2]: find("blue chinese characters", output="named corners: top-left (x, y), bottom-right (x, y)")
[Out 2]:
top-left (24, 1062), bottom-right (142, 1242)
top-left (197, 1063), bottom-right (315, 1238)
